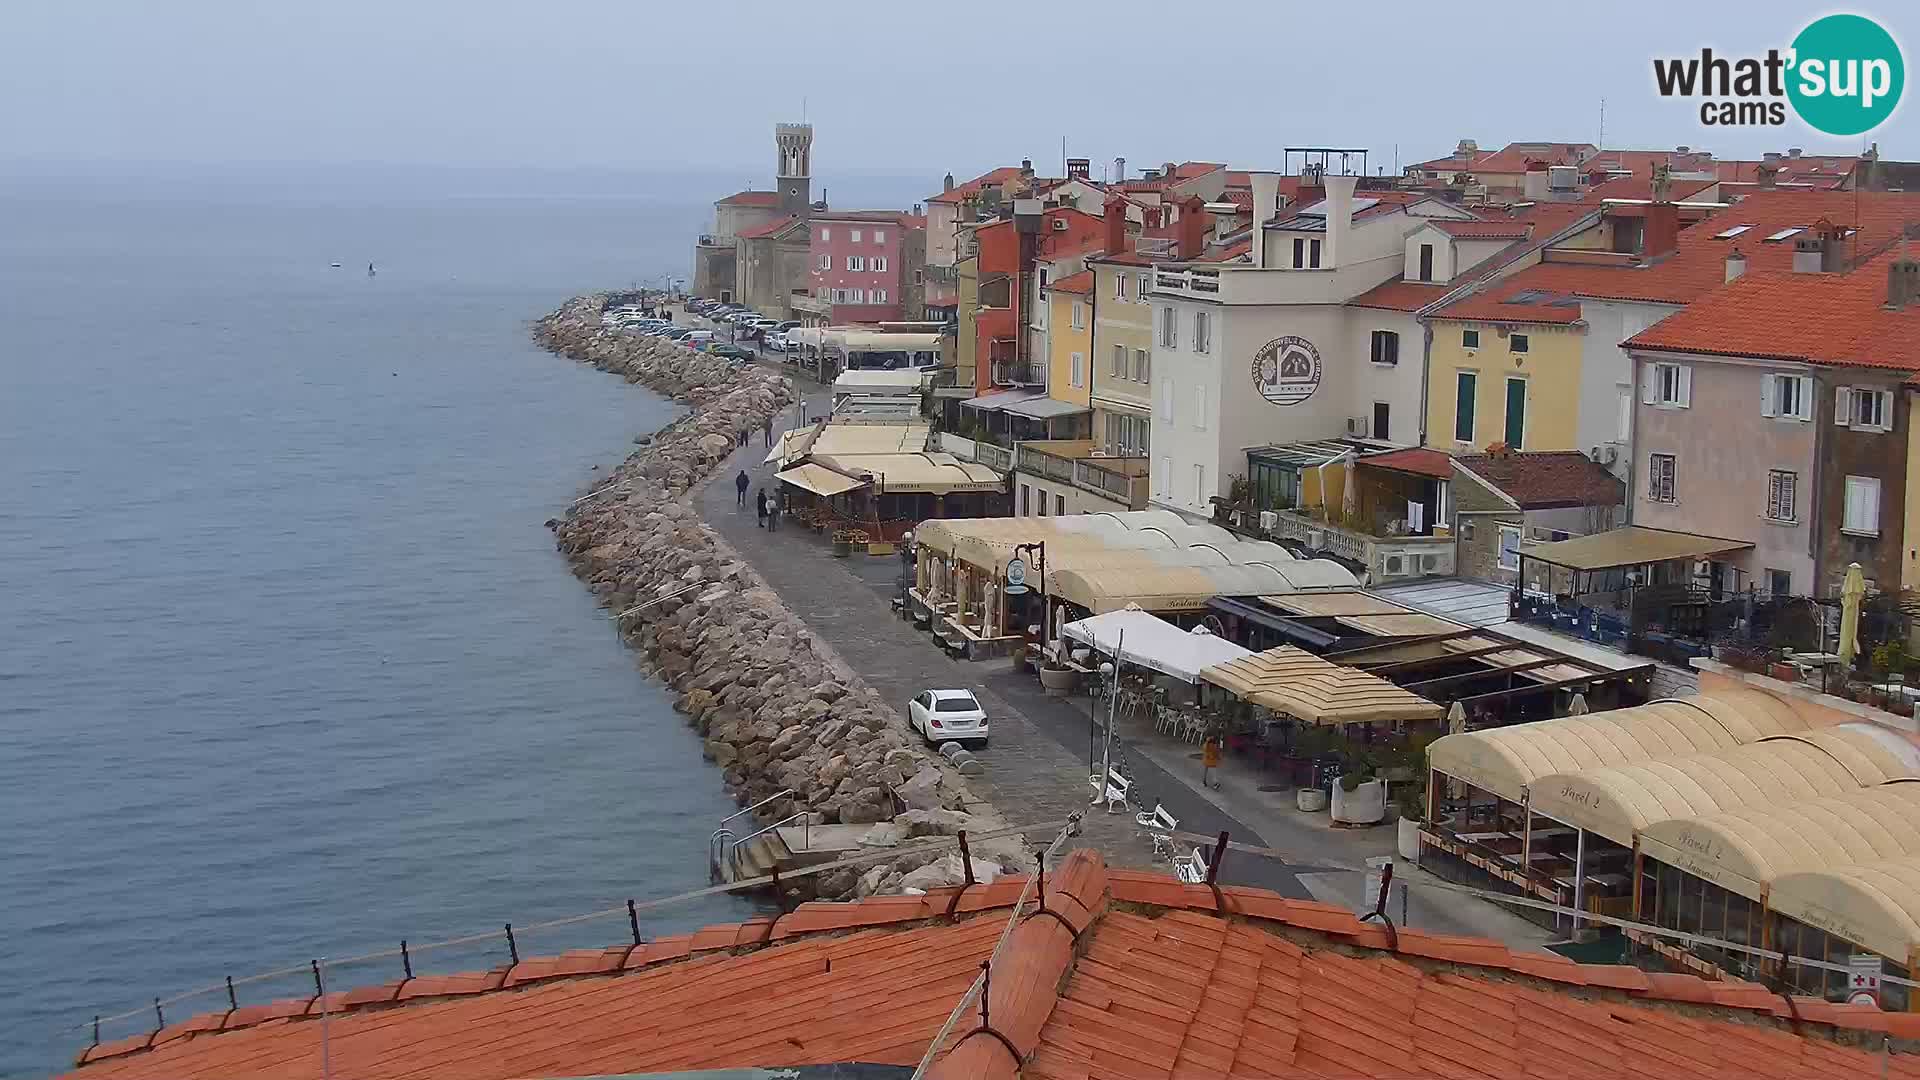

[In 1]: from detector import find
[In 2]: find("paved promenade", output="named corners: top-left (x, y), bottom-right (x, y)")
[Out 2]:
top-left (689, 374), bottom-right (1551, 948)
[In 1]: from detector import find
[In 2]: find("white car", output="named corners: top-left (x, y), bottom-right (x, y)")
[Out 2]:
top-left (908, 689), bottom-right (989, 748)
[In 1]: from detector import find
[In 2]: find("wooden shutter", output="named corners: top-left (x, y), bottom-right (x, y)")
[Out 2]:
top-left (1676, 365), bottom-right (1692, 407)
top-left (1760, 373), bottom-right (1777, 417)
top-left (1836, 385), bottom-right (1852, 425)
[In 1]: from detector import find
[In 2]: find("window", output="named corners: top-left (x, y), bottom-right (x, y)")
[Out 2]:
top-left (1194, 463), bottom-right (1207, 505)
top-left (1309, 239), bottom-right (1322, 268)
top-left (1616, 385), bottom-right (1633, 441)
top-left (1037, 488), bottom-right (1048, 516)
top-left (1844, 475), bottom-right (1882, 535)
top-left (819, 228), bottom-right (830, 241)
top-left (1019, 484), bottom-right (1030, 515)
top-left (849, 288), bottom-right (865, 303)
top-left (1071, 302), bottom-right (1086, 330)
top-left (1510, 333), bottom-right (1530, 353)
top-left (871, 288), bottom-right (887, 303)
top-left (1373, 401), bottom-right (1391, 441)
top-left (1766, 470), bottom-right (1798, 523)
top-left (818, 254), bottom-right (831, 270)
top-left (872, 256), bottom-right (887, 272)
top-left (1070, 351), bottom-right (1084, 388)
top-left (1194, 384), bottom-right (1207, 430)
top-left (1055, 493), bottom-right (1065, 516)
top-left (1136, 274), bottom-right (1150, 300)
top-left (871, 229), bottom-right (885, 243)
top-left (846, 255), bottom-right (865, 271)
top-left (849, 229), bottom-right (862, 242)
top-left (1133, 348), bottom-right (1149, 383)
top-left (1112, 344), bottom-right (1126, 377)
top-left (1115, 273), bottom-right (1128, 299)
top-left (832, 288), bottom-right (848, 303)
top-left (1761, 374), bottom-right (1814, 420)
top-left (1767, 569), bottom-right (1793, 597)
top-left (1462, 328), bottom-right (1480, 348)
top-left (1292, 238), bottom-right (1306, 268)
top-left (1839, 386), bottom-right (1893, 430)
top-left (1158, 378), bottom-right (1173, 421)
top-left (1498, 525), bottom-right (1522, 572)
top-left (1193, 310), bottom-right (1211, 354)
top-left (1648, 453), bottom-right (1677, 503)
top-left (1454, 372), bottom-right (1477, 443)
top-left (1370, 330), bottom-right (1399, 366)
top-left (1160, 306), bottom-right (1178, 348)
top-left (1505, 377), bottom-right (1527, 449)
top-left (1646, 362), bottom-right (1692, 407)
top-left (1712, 223), bottom-right (1755, 239)
top-left (1418, 243), bottom-right (1435, 282)
top-left (1157, 455), bottom-right (1171, 497)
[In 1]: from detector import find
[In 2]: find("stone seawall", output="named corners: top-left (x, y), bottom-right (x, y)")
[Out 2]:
top-left (535, 296), bottom-right (1017, 899)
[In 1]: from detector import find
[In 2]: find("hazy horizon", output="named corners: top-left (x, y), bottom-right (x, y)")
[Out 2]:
top-left (3, 0), bottom-right (1906, 195)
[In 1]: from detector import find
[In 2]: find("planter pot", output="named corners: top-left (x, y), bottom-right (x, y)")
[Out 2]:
top-left (1397, 816), bottom-right (1423, 861)
top-left (832, 539), bottom-right (853, 558)
top-left (1038, 665), bottom-right (1079, 696)
top-left (1331, 779), bottom-right (1387, 825)
top-left (1769, 662), bottom-right (1800, 682)
top-left (1296, 788), bottom-right (1328, 813)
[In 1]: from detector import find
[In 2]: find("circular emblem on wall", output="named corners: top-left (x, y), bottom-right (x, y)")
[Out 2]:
top-left (1250, 335), bottom-right (1323, 407)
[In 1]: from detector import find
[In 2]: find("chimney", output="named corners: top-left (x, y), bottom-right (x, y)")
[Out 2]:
top-left (1066, 158), bottom-right (1090, 182)
top-left (1114, 156), bottom-right (1126, 183)
top-left (943, 172), bottom-right (955, 192)
top-left (1248, 171), bottom-right (1281, 268)
top-left (1792, 234), bottom-right (1825, 272)
top-left (1725, 247), bottom-right (1747, 283)
top-left (1176, 195), bottom-right (1207, 259)
top-left (1789, 147), bottom-right (1804, 159)
top-left (1323, 172), bottom-right (1358, 270)
top-left (1103, 195), bottom-right (1128, 258)
top-left (1643, 202), bottom-right (1679, 260)
top-left (1522, 161), bottom-right (1549, 200)
top-left (1162, 161), bottom-right (1176, 180)
top-left (1887, 250), bottom-right (1920, 310)
top-left (1757, 163), bottom-right (1779, 190)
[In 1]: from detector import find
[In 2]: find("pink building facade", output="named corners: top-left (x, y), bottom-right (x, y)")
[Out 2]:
top-left (808, 212), bottom-right (922, 323)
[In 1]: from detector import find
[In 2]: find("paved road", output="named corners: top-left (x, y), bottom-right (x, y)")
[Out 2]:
top-left (684, 372), bottom-right (1553, 947)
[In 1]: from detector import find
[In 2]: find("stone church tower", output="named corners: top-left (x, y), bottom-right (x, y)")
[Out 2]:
top-left (775, 123), bottom-right (814, 217)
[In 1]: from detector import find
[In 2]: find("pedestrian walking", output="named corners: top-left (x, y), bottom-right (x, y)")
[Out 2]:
top-left (767, 496), bottom-right (780, 532)
top-left (734, 469), bottom-right (749, 508)
top-left (763, 417), bottom-right (773, 445)
top-left (737, 428), bottom-right (749, 448)
top-left (1201, 733), bottom-right (1222, 790)
top-left (755, 488), bottom-right (768, 528)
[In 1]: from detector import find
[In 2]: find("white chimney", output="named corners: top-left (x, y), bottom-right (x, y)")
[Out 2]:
top-left (1522, 167), bottom-right (1549, 200)
top-left (1323, 173), bottom-right (1359, 271)
top-left (1725, 248), bottom-right (1747, 283)
top-left (1248, 171), bottom-right (1281, 268)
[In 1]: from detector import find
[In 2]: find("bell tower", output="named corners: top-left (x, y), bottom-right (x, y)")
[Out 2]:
top-left (776, 122), bottom-right (814, 217)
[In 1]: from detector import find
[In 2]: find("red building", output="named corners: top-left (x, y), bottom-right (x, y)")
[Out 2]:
top-left (806, 210), bottom-right (926, 324)
top-left (969, 206), bottom-right (1106, 392)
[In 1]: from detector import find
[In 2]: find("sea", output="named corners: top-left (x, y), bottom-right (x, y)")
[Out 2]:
top-left (0, 163), bottom-right (926, 1075)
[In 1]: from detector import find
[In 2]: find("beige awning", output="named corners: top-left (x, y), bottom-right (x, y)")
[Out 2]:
top-left (815, 452), bottom-right (1003, 494)
top-left (1426, 694), bottom-right (1820, 805)
top-left (775, 463), bottom-right (868, 498)
top-left (1522, 526), bottom-right (1754, 571)
top-left (1771, 857), bottom-right (1920, 963)
top-left (1200, 646), bottom-right (1443, 726)
top-left (1641, 782), bottom-right (1920, 903)
top-left (1052, 562), bottom-right (1357, 615)
top-left (1259, 592), bottom-right (1408, 618)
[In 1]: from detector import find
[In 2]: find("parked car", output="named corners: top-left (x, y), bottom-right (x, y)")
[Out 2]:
top-left (709, 344), bottom-right (755, 360)
top-left (907, 689), bottom-right (988, 748)
top-left (683, 329), bottom-right (714, 344)
top-left (662, 328), bottom-right (697, 340)
top-left (763, 332), bottom-right (788, 352)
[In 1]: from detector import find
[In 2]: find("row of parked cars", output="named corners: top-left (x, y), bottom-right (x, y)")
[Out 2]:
top-left (600, 304), bottom-right (757, 360)
top-left (686, 299), bottom-right (803, 353)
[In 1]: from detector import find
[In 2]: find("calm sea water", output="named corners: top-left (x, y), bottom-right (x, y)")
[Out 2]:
top-left (0, 172), bottom-right (759, 1074)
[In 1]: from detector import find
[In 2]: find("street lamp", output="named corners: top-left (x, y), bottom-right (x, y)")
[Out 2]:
top-left (897, 530), bottom-right (916, 606)
top-left (1010, 540), bottom-right (1047, 659)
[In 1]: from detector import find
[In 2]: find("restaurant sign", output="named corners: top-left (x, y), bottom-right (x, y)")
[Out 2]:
top-left (1251, 335), bottom-right (1323, 407)
top-left (1004, 556), bottom-right (1029, 595)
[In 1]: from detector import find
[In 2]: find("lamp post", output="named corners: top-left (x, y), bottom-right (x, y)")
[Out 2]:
top-left (1011, 540), bottom-right (1047, 659)
top-left (897, 530), bottom-right (916, 607)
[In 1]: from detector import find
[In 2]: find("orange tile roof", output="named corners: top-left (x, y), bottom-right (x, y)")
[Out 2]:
top-left (1348, 279), bottom-right (1452, 312)
top-left (737, 214), bottom-right (801, 240)
top-left (67, 851), bottom-right (1920, 1080)
top-left (929, 166), bottom-right (1025, 205)
top-left (1432, 219), bottom-right (1535, 239)
top-left (1044, 270), bottom-right (1094, 295)
top-left (1433, 189), bottom-right (1920, 317)
top-left (1578, 175), bottom-right (1719, 204)
top-left (718, 189), bottom-right (782, 207)
top-left (1360, 446), bottom-right (1455, 479)
top-left (1625, 252), bottom-right (1920, 370)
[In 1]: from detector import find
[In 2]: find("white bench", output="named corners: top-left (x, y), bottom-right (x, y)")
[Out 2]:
top-left (1091, 767), bottom-right (1131, 814)
top-left (1136, 803), bottom-right (1179, 861)
top-left (1175, 846), bottom-right (1210, 884)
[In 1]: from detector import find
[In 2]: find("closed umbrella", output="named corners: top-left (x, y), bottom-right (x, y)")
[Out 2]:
top-left (1342, 456), bottom-right (1359, 525)
top-left (1837, 562), bottom-right (1866, 670)
top-left (1445, 702), bottom-right (1467, 800)
top-left (1567, 692), bottom-right (1589, 716)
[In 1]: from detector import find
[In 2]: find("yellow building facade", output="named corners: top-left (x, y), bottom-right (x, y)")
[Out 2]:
top-left (1043, 272), bottom-right (1094, 410)
top-left (1906, 386), bottom-right (1920, 592)
top-left (1087, 256), bottom-right (1155, 457)
top-left (1423, 319), bottom-right (1586, 454)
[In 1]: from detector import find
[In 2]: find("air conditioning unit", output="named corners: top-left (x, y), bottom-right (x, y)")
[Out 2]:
top-left (1530, 526), bottom-right (1550, 541)
top-left (1382, 554), bottom-right (1405, 577)
top-left (1259, 510), bottom-right (1279, 531)
top-left (1051, 218), bottom-right (1068, 231)
top-left (1346, 416), bottom-right (1370, 436)
top-left (1306, 528), bottom-right (1326, 550)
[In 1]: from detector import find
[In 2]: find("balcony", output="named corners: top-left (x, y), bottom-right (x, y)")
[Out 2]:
top-left (698, 233), bottom-right (731, 248)
top-left (1230, 505), bottom-right (1454, 582)
top-left (990, 359), bottom-right (1045, 388)
top-left (1015, 440), bottom-right (1149, 510)
top-left (790, 292), bottom-right (830, 316)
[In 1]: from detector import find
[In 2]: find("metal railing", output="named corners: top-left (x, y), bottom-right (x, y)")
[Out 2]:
top-left (724, 810), bottom-right (809, 881)
top-left (708, 788), bottom-right (795, 881)
top-left (989, 359), bottom-right (1044, 387)
top-left (973, 442), bottom-right (1014, 473)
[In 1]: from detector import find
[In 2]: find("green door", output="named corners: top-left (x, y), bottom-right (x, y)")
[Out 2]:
top-left (1505, 377), bottom-right (1527, 449)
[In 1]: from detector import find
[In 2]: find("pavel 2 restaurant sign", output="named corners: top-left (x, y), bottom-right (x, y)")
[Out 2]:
top-left (1251, 335), bottom-right (1323, 407)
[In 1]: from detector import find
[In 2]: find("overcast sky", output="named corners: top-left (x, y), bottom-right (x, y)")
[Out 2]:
top-left (2, 1), bottom-right (1906, 190)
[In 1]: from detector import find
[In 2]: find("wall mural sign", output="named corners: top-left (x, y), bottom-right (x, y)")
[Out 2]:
top-left (1251, 335), bottom-right (1323, 407)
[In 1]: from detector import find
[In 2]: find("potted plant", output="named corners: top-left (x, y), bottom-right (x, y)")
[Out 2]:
top-left (1331, 763), bottom-right (1386, 825)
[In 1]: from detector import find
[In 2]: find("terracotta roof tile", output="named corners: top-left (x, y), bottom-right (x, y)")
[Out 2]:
top-left (1045, 269), bottom-right (1095, 295)
top-left (928, 166), bottom-right (1025, 205)
top-left (1455, 449), bottom-right (1627, 509)
top-left (1348, 278), bottom-right (1451, 312)
top-left (717, 189), bottom-right (781, 207)
top-left (1361, 446), bottom-right (1455, 480)
top-left (67, 851), bottom-right (1920, 1080)
top-left (736, 214), bottom-right (802, 240)
top-left (1433, 219), bottom-right (1537, 239)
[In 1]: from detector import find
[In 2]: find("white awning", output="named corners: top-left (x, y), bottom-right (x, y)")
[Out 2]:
top-left (1063, 607), bottom-right (1252, 683)
top-left (1003, 396), bottom-right (1091, 420)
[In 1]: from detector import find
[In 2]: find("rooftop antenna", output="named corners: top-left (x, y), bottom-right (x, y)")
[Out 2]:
top-left (1598, 97), bottom-right (1606, 149)
top-left (802, 96), bottom-right (807, 123)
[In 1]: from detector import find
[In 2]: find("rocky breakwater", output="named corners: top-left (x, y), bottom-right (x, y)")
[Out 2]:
top-left (535, 296), bottom-right (1029, 900)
